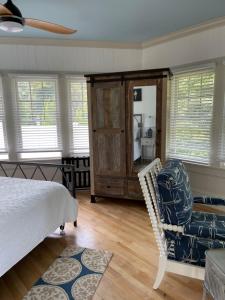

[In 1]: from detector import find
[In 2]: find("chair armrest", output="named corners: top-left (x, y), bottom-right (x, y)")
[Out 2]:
top-left (194, 196), bottom-right (225, 206)
top-left (184, 220), bottom-right (225, 242)
top-left (158, 222), bottom-right (184, 233)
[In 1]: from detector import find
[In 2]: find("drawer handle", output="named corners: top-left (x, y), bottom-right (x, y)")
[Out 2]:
top-left (93, 129), bottom-right (96, 132)
top-left (107, 185), bottom-right (111, 188)
top-left (121, 130), bottom-right (124, 133)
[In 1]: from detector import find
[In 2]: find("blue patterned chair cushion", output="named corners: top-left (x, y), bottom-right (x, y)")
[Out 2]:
top-left (157, 159), bottom-right (193, 225)
top-left (165, 230), bottom-right (225, 267)
top-left (155, 158), bottom-right (225, 266)
top-left (184, 211), bottom-right (225, 241)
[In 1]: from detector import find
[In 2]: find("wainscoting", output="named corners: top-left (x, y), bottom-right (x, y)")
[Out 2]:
top-left (186, 163), bottom-right (225, 199)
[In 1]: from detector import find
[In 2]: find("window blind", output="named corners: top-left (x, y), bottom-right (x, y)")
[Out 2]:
top-left (0, 77), bottom-right (8, 158)
top-left (167, 68), bottom-right (215, 164)
top-left (67, 77), bottom-right (89, 156)
top-left (14, 76), bottom-right (62, 159)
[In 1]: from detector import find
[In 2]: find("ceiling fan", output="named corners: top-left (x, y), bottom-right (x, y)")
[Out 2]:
top-left (0, 0), bottom-right (76, 34)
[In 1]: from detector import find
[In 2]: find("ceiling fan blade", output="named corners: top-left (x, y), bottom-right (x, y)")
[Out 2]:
top-left (25, 18), bottom-right (76, 34)
top-left (0, 4), bottom-right (12, 15)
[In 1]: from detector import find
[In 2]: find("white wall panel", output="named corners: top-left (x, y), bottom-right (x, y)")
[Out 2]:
top-left (186, 163), bottom-right (225, 199)
top-left (143, 25), bottom-right (225, 69)
top-left (0, 44), bottom-right (142, 73)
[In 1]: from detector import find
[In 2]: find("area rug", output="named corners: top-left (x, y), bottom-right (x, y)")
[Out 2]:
top-left (23, 246), bottom-right (112, 300)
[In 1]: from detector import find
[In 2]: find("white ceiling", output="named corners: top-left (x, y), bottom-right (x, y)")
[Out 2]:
top-left (0, 0), bottom-right (225, 43)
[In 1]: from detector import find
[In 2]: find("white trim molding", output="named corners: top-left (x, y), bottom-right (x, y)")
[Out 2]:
top-left (0, 37), bottom-right (142, 50)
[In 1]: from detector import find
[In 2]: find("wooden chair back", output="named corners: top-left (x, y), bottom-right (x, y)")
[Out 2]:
top-left (138, 158), bottom-right (167, 257)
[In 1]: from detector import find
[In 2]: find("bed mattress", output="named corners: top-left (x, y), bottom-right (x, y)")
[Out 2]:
top-left (0, 176), bottom-right (78, 277)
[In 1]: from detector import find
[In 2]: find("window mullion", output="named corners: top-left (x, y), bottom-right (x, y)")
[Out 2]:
top-left (2, 74), bottom-right (18, 160)
top-left (58, 75), bottom-right (70, 157)
top-left (212, 61), bottom-right (225, 166)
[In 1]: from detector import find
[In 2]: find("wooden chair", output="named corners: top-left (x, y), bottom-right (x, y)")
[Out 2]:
top-left (138, 158), bottom-right (225, 289)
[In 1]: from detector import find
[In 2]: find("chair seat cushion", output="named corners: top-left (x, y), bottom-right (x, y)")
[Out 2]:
top-left (184, 211), bottom-right (225, 241)
top-left (166, 230), bottom-right (225, 267)
top-left (194, 196), bottom-right (225, 206)
top-left (157, 159), bottom-right (193, 225)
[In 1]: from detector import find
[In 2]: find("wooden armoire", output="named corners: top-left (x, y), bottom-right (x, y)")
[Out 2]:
top-left (85, 69), bottom-right (172, 202)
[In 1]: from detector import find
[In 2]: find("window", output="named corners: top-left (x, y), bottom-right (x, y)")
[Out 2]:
top-left (67, 77), bottom-right (89, 155)
top-left (0, 77), bottom-right (8, 159)
top-left (13, 76), bottom-right (62, 159)
top-left (167, 68), bottom-right (215, 164)
top-left (0, 74), bottom-right (89, 161)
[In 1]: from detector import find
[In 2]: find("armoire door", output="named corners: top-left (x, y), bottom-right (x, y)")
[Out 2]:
top-left (91, 82), bottom-right (126, 177)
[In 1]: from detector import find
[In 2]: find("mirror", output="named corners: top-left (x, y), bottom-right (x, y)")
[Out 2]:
top-left (133, 85), bottom-right (157, 166)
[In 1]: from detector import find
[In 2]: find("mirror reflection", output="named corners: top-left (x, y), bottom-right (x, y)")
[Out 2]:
top-left (133, 85), bottom-right (156, 165)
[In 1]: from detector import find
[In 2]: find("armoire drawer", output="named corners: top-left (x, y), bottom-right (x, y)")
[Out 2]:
top-left (95, 177), bottom-right (125, 196)
top-left (127, 179), bottom-right (143, 200)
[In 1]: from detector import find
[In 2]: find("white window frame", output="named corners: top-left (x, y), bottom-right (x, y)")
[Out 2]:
top-left (167, 61), bottom-right (225, 168)
top-left (0, 76), bottom-right (8, 159)
top-left (66, 76), bottom-right (89, 156)
top-left (11, 74), bottom-right (63, 160)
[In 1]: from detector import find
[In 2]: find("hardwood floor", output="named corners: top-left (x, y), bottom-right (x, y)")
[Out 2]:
top-left (0, 191), bottom-right (204, 300)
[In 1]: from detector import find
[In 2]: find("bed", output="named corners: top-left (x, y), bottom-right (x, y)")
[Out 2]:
top-left (0, 176), bottom-right (78, 277)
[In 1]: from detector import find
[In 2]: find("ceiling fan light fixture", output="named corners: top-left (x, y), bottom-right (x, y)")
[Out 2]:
top-left (0, 0), bottom-right (76, 34)
top-left (0, 15), bottom-right (24, 32)
top-left (0, 20), bottom-right (23, 32)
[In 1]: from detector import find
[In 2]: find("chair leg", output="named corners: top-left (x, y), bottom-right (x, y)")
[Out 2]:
top-left (60, 223), bottom-right (65, 235)
top-left (202, 287), bottom-right (208, 300)
top-left (91, 195), bottom-right (96, 203)
top-left (153, 256), bottom-right (167, 290)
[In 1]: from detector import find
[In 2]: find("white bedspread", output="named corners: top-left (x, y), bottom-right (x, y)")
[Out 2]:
top-left (0, 177), bottom-right (78, 277)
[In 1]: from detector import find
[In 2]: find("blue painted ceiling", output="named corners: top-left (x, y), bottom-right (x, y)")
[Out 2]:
top-left (0, 0), bottom-right (225, 42)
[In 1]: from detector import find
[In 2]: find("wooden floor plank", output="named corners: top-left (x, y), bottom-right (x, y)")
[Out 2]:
top-left (0, 191), bottom-right (203, 300)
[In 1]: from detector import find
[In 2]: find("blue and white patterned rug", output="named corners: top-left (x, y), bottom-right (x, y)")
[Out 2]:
top-left (23, 246), bottom-right (112, 300)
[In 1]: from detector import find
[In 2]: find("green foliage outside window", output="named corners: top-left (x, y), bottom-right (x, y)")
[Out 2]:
top-left (71, 82), bottom-right (88, 125)
top-left (17, 80), bottom-right (57, 126)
